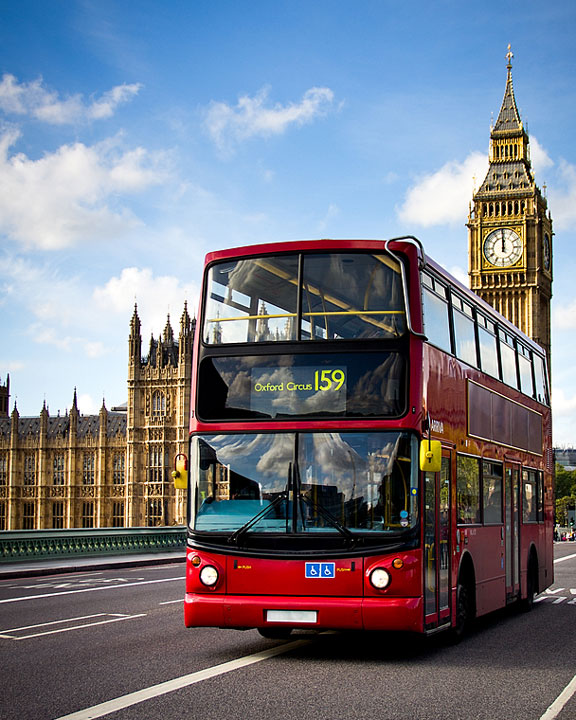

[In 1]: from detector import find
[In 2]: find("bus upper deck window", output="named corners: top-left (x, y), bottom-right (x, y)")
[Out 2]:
top-left (203, 256), bottom-right (299, 344)
top-left (301, 253), bottom-right (406, 340)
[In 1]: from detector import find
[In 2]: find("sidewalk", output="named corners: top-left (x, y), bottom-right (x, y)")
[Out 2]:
top-left (0, 551), bottom-right (186, 579)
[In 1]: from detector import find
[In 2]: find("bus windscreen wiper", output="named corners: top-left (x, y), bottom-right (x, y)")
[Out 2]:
top-left (298, 493), bottom-right (357, 547)
top-left (227, 491), bottom-right (288, 546)
top-left (293, 464), bottom-right (356, 547)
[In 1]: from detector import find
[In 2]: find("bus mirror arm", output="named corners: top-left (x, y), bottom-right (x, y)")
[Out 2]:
top-left (384, 237), bottom-right (427, 339)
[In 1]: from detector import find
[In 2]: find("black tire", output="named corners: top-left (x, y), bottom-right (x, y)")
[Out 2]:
top-left (447, 581), bottom-right (473, 643)
top-left (257, 627), bottom-right (293, 639)
top-left (520, 560), bottom-right (537, 612)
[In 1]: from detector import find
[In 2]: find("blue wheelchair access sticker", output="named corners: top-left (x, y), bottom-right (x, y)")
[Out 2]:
top-left (305, 562), bottom-right (335, 579)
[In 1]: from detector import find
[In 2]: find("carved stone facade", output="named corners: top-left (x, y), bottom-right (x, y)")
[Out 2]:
top-left (0, 306), bottom-right (193, 530)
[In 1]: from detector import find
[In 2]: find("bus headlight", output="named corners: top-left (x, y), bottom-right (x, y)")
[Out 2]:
top-left (370, 568), bottom-right (391, 590)
top-left (199, 565), bottom-right (219, 587)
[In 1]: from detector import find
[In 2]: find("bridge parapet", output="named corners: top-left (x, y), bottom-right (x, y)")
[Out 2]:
top-left (0, 527), bottom-right (186, 562)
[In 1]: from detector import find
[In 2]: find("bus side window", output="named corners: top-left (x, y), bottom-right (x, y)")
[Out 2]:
top-left (522, 469), bottom-right (537, 523)
top-left (517, 343), bottom-right (534, 398)
top-left (499, 331), bottom-right (518, 389)
top-left (452, 297), bottom-right (477, 368)
top-left (482, 461), bottom-right (503, 524)
top-left (477, 315), bottom-right (499, 378)
top-left (533, 354), bottom-right (550, 405)
top-left (422, 275), bottom-right (451, 353)
top-left (457, 455), bottom-right (481, 524)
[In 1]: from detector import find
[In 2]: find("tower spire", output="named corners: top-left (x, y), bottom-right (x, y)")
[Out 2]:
top-left (493, 44), bottom-right (523, 133)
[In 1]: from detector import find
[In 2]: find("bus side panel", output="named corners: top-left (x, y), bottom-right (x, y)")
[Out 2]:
top-left (460, 526), bottom-right (506, 617)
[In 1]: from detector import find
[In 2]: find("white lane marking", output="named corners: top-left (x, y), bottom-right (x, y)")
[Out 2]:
top-left (545, 588), bottom-right (564, 594)
top-left (53, 638), bottom-right (312, 720)
top-left (1, 613), bottom-right (146, 640)
top-left (554, 552), bottom-right (576, 564)
top-left (159, 599), bottom-right (182, 605)
top-left (0, 576), bottom-right (184, 604)
top-left (539, 674), bottom-right (576, 720)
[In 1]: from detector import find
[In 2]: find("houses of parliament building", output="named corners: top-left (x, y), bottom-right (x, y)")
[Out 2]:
top-left (0, 305), bottom-right (193, 530)
top-left (0, 49), bottom-right (553, 531)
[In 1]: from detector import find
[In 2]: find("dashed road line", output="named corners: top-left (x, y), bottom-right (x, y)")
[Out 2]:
top-left (0, 613), bottom-right (147, 640)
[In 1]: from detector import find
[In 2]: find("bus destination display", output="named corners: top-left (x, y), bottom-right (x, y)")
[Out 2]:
top-left (250, 366), bottom-right (347, 416)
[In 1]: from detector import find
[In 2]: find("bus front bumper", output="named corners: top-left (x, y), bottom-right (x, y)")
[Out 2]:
top-left (184, 593), bottom-right (423, 633)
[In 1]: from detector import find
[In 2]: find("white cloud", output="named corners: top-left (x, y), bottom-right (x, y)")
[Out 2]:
top-left (396, 135), bottom-right (576, 237)
top-left (397, 151), bottom-right (488, 227)
top-left (1, 258), bottom-right (197, 370)
top-left (553, 298), bottom-right (576, 330)
top-left (552, 387), bottom-right (576, 416)
top-left (77, 393), bottom-right (98, 415)
top-left (448, 265), bottom-right (469, 288)
top-left (547, 159), bottom-right (576, 232)
top-left (0, 73), bottom-right (142, 124)
top-left (93, 267), bottom-right (199, 338)
top-left (0, 130), bottom-right (168, 249)
top-left (551, 387), bottom-right (576, 445)
top-left (529, 136), bottom-right (554, 175)
top-left (204, 86), bottom-right (335, 152)
top-left (318, 203), bottom-right (340, 232)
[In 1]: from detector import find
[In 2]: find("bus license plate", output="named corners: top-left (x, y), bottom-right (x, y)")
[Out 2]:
top-left (266, 610), bottom-right (317, 624)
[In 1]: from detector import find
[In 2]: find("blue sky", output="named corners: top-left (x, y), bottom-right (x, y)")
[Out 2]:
top-left (1, 0), bottom-right (576, 444)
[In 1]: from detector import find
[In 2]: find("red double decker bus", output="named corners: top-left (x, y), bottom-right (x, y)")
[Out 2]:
top-left (174, 237), bottom-right (553, 639)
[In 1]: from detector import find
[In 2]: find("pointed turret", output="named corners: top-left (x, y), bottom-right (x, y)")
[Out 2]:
top-left (69, 388), bottom-right (79, 437)
top-left (40, 400), bottom-right (49, 436)
top-left (129, 304), bottom-right (142, 367)
top-left (163, 314), bottom-right (174, 346)
top-left (99, 398), bottom-right (108, 440)
top-left (0, 374), bottom-right (9, 417)
top-left (10, 401), bottom-right (19, 449)
top-left (179, 302), bottom-right (193, 364)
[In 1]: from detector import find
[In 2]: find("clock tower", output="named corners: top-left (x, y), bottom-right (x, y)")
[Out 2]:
top-left (468, 47), bottom-right (553, 367)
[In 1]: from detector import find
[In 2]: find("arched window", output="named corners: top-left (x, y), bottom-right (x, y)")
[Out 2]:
top-left (152, 391), bottom-right (166, 417)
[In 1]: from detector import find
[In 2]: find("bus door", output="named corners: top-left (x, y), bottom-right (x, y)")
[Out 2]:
top-left (423, 452), bottom-right (451, 629)
top-left (504, 462), bottom-right (521, 600)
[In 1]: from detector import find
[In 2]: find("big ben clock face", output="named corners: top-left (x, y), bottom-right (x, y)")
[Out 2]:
top-left (483, 228), bottom-right (523, 267)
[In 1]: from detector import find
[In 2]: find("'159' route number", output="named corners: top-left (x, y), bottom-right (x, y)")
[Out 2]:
top-left (314, 369), bottom-right (345, 392)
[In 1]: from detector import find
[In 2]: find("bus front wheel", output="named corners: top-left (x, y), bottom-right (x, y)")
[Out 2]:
top-left (258, 627), bottom-right (293, 640)
top-left (449, 580), bottom-right (474, 643)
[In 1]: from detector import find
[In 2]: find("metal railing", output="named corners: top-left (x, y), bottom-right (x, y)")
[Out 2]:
top-left (0, 527), bottom-right (186, 563)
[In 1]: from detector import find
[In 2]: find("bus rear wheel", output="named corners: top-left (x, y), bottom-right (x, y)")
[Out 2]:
top-left (520, 556), bottom-right (538, 612)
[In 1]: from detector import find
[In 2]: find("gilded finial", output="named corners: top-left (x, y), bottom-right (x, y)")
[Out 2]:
top-left (506, 44), bottom-right (514, 69)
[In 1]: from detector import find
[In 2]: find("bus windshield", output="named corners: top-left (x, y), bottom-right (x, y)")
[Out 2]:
top-left (203, 252), bottom-right (406, 343)
top-left (192, 432), bottom-right (419, 538)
